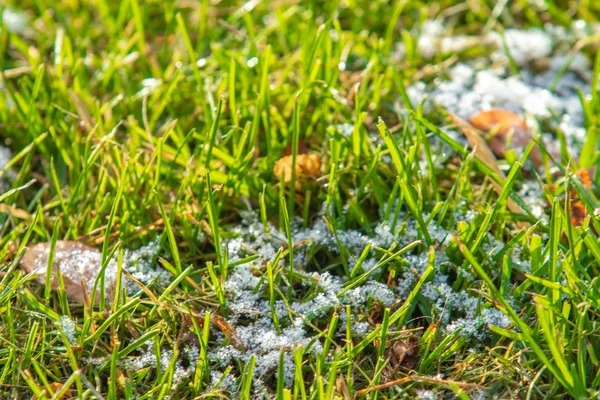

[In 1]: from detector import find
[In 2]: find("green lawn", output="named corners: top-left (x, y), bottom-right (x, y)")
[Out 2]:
top-left (2, 0), bottom-right (600, 399)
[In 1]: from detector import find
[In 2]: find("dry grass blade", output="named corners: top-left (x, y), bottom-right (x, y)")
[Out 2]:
top-left (352, 375), bottom-right (483, 398)
top-left (336, 375), bottom-right (352, 400)
top-left (68, 90), bottom-right (94, 130)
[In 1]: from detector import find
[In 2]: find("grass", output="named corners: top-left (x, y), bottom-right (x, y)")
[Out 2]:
top-left (2, 0), bottom-right (600, 399)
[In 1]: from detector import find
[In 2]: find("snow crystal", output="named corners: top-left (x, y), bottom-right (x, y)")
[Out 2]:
top-left (126, 345), bottom-right (157, 370)
top-left (417, 390), bottom-right (439, 400)
top-left (25, 239), bottom-right (168, 303)
top-left (482, 308), bottom-right (511, 328)
top-left (59, 315), bottom-right (77, 345)
top-left (446, 317), bottom-right (485, 339)
top-left (489, 29), bottom-right (553, 66)
top-left (136, 78), bottom-right (163, 98)
top-left (336, 123), bottom-right (355, 139)
top-left (341, 281), bottom-right (396, 306)
top-left (352, 321), bottom-right (371, 334)
top-left (121, 240), bottom-right (168, 294)
top-left (211, 320), bottom-right (317, 387)
top-left (211, 370), bottom-right (237, 391)
top-left (0, 146), bottom-right (12, 171)
top-left (127, 343), bottom-right (199, 388)
top-left (470, 390), bottom-right (489, 400)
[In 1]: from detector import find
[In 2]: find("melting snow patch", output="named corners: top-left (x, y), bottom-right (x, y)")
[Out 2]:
top-left (408, 22), bottom-right (591, 157)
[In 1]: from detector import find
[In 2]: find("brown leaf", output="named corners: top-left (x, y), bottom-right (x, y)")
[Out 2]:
top-left (385, 336), bottom-right (419, 372)
top-left (21, 241), bottom-right (118, 304)
top-left (282, 140), bottom-right (309, 157)
top-left (336, 375), bottom-right (352, 400)
top-left (211, 315), bottom-right (245, 350)
top-left (450, 114), bottom-right (525, 217)
top-left (273, 154), bottom-right (321, 184)
top-left (469, 109), bottom-right (542, 167)
top-left (32, 382), bottom-right (73, 400)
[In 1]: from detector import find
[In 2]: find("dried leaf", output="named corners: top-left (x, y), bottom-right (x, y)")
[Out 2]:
top-left (384, 336), bottom-right (419, 371)
top-left (273, 154), bottom-right (321, 183)
top-left (336, 375), bottom-right (352, 400)
top-left (282, 140), bottom-right (309, 157)
top-left (570, 168), bottom-right (592, 227)
top-left (211, 315), bottom-right (245, 350)
top-left (450, 114), bottom-right (525, 216)
top-left (116, 367), bottom-right (127, 388)
top-left (577, 168), bottom-right (592, 189)
top-left (32, 382), bottom-right (73, 400)
top-left (469, 108), bottom-right (542, 167)
top-left (21, 241), bottom-right (118, 304)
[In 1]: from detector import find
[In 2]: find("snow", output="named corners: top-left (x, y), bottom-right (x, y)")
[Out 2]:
top-left (1, 9), bottom-right (28, 35)
top-left (0, 146), bottom-right (16, 193)
top-left (59, 315), bottom-right (77, 345)
top-left (489, 29), bottom-right (554, 66)
top-left (409, 21), bottom-right (591, 159)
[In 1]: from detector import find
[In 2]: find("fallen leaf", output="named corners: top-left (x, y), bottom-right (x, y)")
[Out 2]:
top-left (469, 109), bottom-right (542, 167)
top-left (282, 140), bottom-right (309, 157)
top-left (336, 375), bottom-right (352, 400)
top-left (116, 367), bottom-right (127, 388)
top-left (450, 114), bottom-right (525, 217)
top-left (21, 241), bottom-right (118, 304)
top-left (385, 336), bottom-right (419, 371)
top-left (570, 168), bottom-right (592, 227)
top-left (273, 153), bottom-right (321, 184)
top-left (211, 315), bottom-right (245, 350)
top-left (577, 168), bottom-right (592, 189)
top-left (32, 382), bottom-right (73, 400)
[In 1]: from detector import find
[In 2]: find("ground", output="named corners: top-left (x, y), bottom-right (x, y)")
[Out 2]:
top-left (1, 1), bottom-right (600, 399)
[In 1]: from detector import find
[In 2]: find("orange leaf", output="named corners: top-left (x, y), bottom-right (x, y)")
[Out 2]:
top-left (569, 168), bottom-right (593, 227)
top-left (273, 154), bottom-right (321, 183)
top-left (211, 315), bottom-right (245, 350)
top-left (450, 114), bottom-right (525, 218)
top-left (33, 382), bottom-right (73, 400)
top-left (282, 140), bottom-right (309, 157)
top-left (469, 109), bottom-right (542, 167)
